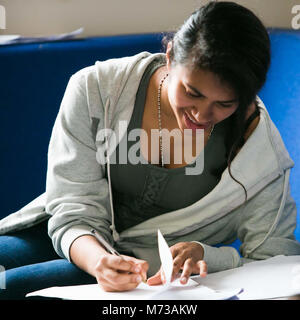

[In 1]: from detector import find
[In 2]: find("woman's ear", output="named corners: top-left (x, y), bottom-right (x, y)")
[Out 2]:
top-left (165, 41), bottom-right (173, 72)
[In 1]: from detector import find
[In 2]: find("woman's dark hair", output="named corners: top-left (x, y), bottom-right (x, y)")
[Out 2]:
top-left (165, 1), bottom-right (271, 202)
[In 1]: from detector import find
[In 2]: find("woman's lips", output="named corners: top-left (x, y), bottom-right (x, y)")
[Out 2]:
top-left (183, 112), bottom-right (211, 130)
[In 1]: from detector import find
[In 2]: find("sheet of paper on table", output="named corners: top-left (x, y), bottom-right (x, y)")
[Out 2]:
top-left (26, 278), bottom-right (242, 300)
top-left (26, 229), bottom-right (241, 300)
top-left (194, 254), bottom-right (300, 300)
top-left (27, 255), bottom-right (300, 300)
top-left (26, 229), bottom-right (300, 300)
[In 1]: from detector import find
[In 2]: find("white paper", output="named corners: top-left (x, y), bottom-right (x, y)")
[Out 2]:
top-left (193, 255), bottom-right (300, 300)
top-left (0, 28), bottom-right (83, 45)
top-left (148, 283), bottom-right (242, 300)
top-left (157, 229), bottom-right (173, 285)
top-left (26, 278), bottom-right (241, 300)
top-left (26, 230), bottom-right (241, 300)
top-left (0, 35), bottom-right (20, 44)
top-left (27, 233), bottom-right (300, 300)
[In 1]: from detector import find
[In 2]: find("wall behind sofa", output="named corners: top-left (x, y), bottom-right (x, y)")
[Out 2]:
top-left (0, 0), bottom-right (298, 38)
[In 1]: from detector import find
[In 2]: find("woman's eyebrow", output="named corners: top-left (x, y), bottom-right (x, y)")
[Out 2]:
top-left (186, 83), bottom-right (238, 103)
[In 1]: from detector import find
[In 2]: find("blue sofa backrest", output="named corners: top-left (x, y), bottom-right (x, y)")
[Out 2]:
top-left (259, 30), bottom-right (300, 238)
top-left (0, 30), bottom-right (299, 239)
top-left (0, 33), bottom-right (164, 217)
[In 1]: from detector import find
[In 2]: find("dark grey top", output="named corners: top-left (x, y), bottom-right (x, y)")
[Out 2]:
top-left (109, 56), bottom-right (230, 233)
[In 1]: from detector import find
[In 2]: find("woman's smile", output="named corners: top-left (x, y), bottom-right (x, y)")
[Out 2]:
top-left (183, 112), bottom-right (212, 131)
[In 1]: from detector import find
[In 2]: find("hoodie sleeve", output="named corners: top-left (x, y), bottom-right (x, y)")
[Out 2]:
top-left (196, 169), bottom-right (300, 273)
top-left (238, 169), bottom-right (300, 260)
top-left (45, 71), bottom-right (113, 261)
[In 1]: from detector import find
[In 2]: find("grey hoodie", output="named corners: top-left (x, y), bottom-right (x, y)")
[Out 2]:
top-left (1, 52), bottom-right (299, 276)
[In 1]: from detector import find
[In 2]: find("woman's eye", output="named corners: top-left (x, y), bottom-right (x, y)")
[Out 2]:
top-left (185, 88), bottom-right (235, 108)
top-left (219, 103), bottom-right (233, 108)
top-left (186, 91), bottom-right (200, 98)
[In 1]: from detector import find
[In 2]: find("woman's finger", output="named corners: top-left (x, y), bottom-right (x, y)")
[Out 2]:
top-left (121, 255), bottom-right (149, 282)
top-left (147, 268), bottom-right (164, 286)
top-left (172, 254), bottom-right (185, 279)
top-left (103, 266), bottom-right (143, 286)
top-left (95, 254), bottom-right (145, 291)
top-left (97, 254), bottom-right (137, 274)
top-left (180, 258), bottom-right (194, 284)
top-left (198, 260), bottom-right (208, 277)
top-left (98, 278), bottom-right (141, 292)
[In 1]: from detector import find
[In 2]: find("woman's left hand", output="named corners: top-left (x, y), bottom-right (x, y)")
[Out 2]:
top-left (147, 242), bottom-right (207, 286)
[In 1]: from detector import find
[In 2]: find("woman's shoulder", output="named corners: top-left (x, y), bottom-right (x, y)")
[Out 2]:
top-left (68, 52), bottom-right (165, 98)
top-left (69, 51), bottom-right (157, 82)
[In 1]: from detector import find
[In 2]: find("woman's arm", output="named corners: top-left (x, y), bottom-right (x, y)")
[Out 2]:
top-left (44, 69), bottom-right (149, 291)
top-left (70, 235), bottom-right (108, 277)
top-left (198, 170), bottom-right (300, 274)
top-left (237, 169), bottom-right (300, 261)
top-left (45, 69), bottom-right (113, 261)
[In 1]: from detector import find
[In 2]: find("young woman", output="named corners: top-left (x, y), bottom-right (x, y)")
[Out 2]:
top-left (0, 1), bottom-right (299, 299)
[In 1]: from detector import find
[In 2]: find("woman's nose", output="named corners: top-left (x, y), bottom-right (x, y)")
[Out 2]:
top-left (191, 103), bottom-right (213, 122)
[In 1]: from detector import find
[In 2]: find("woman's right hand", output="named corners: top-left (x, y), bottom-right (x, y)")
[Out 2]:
top-left (94, 254), bottom-right (149, 292)
top-left (70, 234), bottom-right (148, 292)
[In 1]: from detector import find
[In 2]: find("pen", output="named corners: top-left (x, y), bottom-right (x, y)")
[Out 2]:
top-left (91, 229), bottom-right (121, 256)
top-left (90, 229), bottom-right (146, 283)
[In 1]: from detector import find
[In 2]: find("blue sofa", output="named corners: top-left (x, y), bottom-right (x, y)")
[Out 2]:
top-left (1, 30), bottom-right (300, 244)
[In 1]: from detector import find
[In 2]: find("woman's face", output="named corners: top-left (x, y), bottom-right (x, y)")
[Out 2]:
top-left (164, 50), bottom-right (239, 134)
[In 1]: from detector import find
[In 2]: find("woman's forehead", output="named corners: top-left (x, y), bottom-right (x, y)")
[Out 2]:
top-left (172, 63), bottom-right (237, 101)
